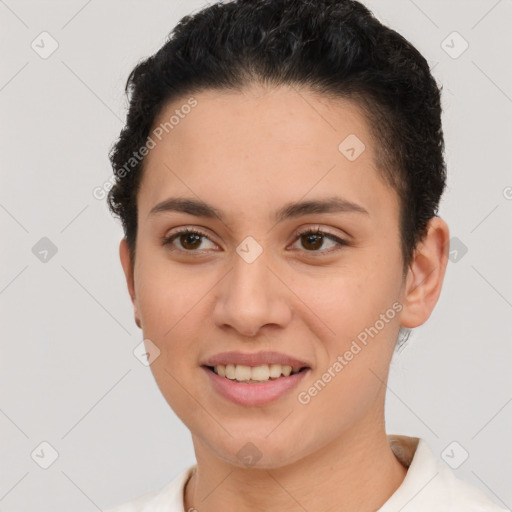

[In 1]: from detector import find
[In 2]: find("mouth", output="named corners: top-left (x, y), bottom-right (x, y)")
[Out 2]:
top-left (203, 363), bottom-right (309, 383)
top-left (202, 363), bottom-right (311, 406)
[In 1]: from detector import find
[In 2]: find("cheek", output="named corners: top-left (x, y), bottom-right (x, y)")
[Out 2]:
top-left (289, 262), bottom-right (392, 337)
top-left (135, 266), bottom-right (208, 417)
top-left (294, 318), bottom-right (397, 434)
top-left (133, 270), bottom-right (207, 399)
top-left (290, 263), bottom-right (400, 386)
top-left (136, 257), bottom-right (207, 330)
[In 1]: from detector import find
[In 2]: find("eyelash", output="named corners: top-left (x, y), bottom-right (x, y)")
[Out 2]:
top-left (161, 226), bottom-right (348, 256)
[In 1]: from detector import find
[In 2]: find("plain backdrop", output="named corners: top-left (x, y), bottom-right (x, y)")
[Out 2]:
top-left (0, 0), bottom-right (511, 510)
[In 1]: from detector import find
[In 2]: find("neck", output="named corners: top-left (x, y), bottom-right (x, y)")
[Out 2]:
top-left (184, 422), bottom-right (408, 512)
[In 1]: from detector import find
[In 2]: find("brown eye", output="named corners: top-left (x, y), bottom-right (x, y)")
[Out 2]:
top-left (292, 228), bottom-right (347, 254)
top-left (179, 232), bottom-right (202, 250)
top-left (162, 228), bottom-right (216, 252)
top-left (301, 231), bottom-right (324, 250)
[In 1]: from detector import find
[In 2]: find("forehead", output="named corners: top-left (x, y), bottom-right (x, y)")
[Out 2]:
top-left (138, 86), bottom-right (397, 225)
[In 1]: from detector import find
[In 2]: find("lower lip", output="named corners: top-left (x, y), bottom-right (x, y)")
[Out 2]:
top-left (202, 366), bottom-right (310, 406)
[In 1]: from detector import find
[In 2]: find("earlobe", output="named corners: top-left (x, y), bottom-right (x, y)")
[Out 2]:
top-left (119, 238), bottom-right (142, 329)
top-left (400, 216), bottom-right (450, 329)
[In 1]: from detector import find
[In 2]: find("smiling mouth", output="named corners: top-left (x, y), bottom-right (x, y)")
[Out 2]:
top-left (204, 363), bottom-right (309, 383)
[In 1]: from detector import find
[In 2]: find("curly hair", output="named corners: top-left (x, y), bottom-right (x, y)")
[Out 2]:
top-left (107, 0), bottom-right (446, 278)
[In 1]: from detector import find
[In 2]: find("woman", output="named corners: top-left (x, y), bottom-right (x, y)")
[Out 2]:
top-left (105, 0), bottom-right (507, 510)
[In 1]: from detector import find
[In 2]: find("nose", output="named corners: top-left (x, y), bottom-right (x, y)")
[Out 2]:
top-left (212, 251), bottom-right (292, 338)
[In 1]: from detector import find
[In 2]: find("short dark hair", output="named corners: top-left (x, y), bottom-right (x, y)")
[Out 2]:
top-left (107, 0), bottom-right (446, 277)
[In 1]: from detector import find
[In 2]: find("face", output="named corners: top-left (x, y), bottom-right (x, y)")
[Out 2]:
top-left (120, 85), bottom-right (428, 469)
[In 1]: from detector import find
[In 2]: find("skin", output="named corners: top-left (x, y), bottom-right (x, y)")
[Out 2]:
top-left (119, 85), bottom-right (450, 512)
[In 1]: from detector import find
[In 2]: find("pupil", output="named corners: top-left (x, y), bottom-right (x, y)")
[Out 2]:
top-left (304, 233), bottom-right (322, 250)
top-left (183, 233), bottom-right (201, 249)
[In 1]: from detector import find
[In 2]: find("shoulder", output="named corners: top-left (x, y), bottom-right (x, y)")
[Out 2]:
top-left (382, 435), bottom-right (509, 512)
top-left (102, 465), bottom-right (195, 512)
top-left (428, 467), bottom-right (509, 511)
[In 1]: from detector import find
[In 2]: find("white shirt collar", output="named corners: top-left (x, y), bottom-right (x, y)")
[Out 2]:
top-left (378, 435), bottom-right (507, 511)
top-left (108, 434), bottom-right (507, 511)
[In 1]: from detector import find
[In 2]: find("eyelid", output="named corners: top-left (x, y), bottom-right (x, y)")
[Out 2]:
top-left (289, 225), bottom-right (348, 254)
top-left (162, 226), bottom-right (219, 250)
top-left (292, 224), bottom-right (347, 241)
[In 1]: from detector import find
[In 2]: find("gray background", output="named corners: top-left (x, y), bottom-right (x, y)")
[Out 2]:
top-left (0, 0), bottom-right (511, 510)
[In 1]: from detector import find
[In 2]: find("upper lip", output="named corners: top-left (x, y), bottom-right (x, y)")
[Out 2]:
top-left (201, 351), bottom-right (310, 370)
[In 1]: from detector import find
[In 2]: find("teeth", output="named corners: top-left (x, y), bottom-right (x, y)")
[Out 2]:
top-left (251, 365), bottom-right (270, 380)
top-left (225, 364), bottom-right (236, 379)
top-left (235, 364), bottom-right (251, 381)
top-left (213, 363), bottom-right (299, 381)
top-left (269, 364), bottom-right (283, 378)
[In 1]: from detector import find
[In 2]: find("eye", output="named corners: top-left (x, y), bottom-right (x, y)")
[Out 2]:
top-left (162, 228), bottom-right (217, 252)
top-left (290, 227), bottom-right (348, 254)
top-left (162, 226), bottom-right (348, 255)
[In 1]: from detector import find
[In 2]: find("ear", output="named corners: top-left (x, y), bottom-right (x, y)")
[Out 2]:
top-left (400, 216), bottom-right (450, 329)
top-left (119, 238), bottom-right (142, 329)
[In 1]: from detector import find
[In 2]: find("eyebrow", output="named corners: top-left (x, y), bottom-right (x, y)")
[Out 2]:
top-left (148, 196), bottom-right (369, 223)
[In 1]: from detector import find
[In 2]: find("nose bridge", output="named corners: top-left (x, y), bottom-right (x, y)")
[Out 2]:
top-left (213, 241), bottom-right (291, 335)
top-left (229, 243), bottom-right (275, 306)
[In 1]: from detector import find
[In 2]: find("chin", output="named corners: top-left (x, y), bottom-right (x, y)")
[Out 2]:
top-left (209, 435), bottom-right (309, 470)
